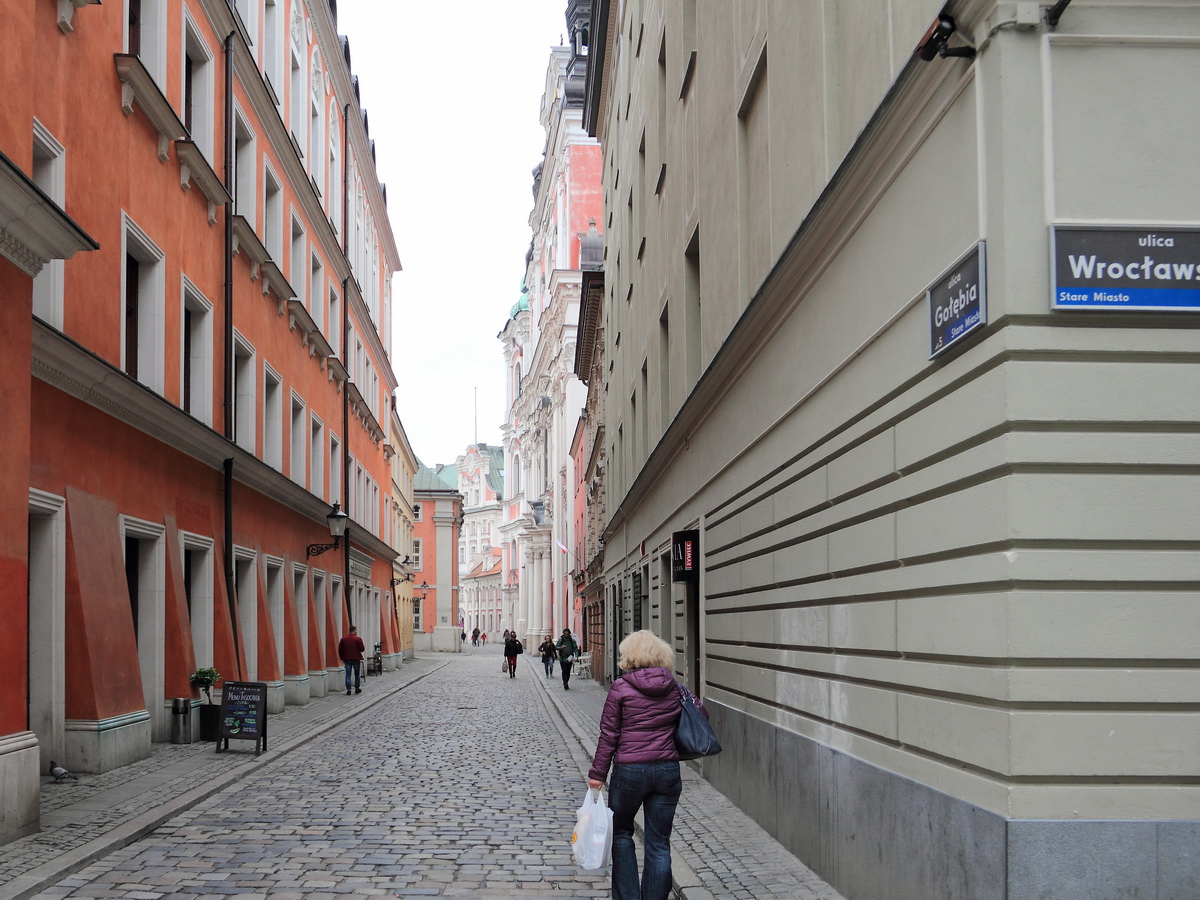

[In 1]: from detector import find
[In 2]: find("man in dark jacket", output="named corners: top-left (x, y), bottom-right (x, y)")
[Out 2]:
top-left (556, 628), bottom-right (580, 690)
top-left (503, 634), bottom-right (523, 678)
top-left (338, 626), bottom-right (365, 695)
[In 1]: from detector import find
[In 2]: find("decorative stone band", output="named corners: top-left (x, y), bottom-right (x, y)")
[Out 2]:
top-left (64, 710), bottom-right (151, 734)
top-left (0, 730), bottom-right (40, 755)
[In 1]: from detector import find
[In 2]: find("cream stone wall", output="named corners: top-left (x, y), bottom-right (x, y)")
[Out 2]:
top-left (593, 1), bottom-right (1200, 896)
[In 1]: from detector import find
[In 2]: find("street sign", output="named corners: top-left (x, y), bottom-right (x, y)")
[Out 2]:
top-left (1052, 225), bottom-right (1200, 310)
top-left (928, 242), bottom-right (986, 358)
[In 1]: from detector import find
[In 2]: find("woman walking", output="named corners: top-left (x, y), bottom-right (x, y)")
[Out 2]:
top-left (503, 632), bottom-right (523, 678)
top-left (538, 636), bottom-right (557, 679)
top-left (587, 630), bottom-right (706, 900)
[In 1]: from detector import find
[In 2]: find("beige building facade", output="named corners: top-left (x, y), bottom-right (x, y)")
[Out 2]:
top-left (584, 1), bottom-right (1200, 897)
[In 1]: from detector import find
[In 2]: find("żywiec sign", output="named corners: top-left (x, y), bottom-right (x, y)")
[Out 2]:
top-left (928, 242), bottom-right (986, 358)
top-left (1052, 226), bottom-right (1200, 310)
top-left (672, 530), bottom-right (700, 583)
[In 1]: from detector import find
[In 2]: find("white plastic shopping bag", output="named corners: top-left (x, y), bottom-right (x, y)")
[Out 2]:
top-left (571, 787), bottom-right (613, 869)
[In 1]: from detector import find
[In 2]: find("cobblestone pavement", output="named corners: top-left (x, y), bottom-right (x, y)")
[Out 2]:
top-left (5, 650), bottom-right (846, 900)
top-left (1, 659), bottom-right (443, 899)
top-left (23, 652), bottom-right (609, 899)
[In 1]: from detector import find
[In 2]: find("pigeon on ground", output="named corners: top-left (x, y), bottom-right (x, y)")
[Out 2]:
top-left (49, 761), bottom-right (77, 782)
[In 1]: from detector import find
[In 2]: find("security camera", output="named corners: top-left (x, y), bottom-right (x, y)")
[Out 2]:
top-left (916, 14), bottom-right (975, 61)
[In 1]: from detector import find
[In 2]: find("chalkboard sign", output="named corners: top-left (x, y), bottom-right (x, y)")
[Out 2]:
top-left (215, 681), bottom-right (268, 755)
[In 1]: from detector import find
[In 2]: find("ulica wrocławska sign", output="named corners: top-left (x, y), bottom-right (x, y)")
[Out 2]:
top-left (1052, 225), bottom-right (1200, 311)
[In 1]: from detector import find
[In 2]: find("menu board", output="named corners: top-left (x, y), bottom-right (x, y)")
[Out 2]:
top-left (216, 681), bottom-right (268, 755)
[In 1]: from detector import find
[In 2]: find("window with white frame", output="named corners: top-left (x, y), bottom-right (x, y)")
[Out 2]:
top-left (290, 392), bottom-right (306, 485)
top-left (412, 538), bottom-right (422, 571)
top-left (310, 253), bottom-right (324, 330)
top-left (327, 101), bottom-right (340, 232)
top-left (234, 112), bottom-right (256, 225)
top-left (233, 0), bottom-right (258, 57)
top-left (289, 46), bottom-right (305, 151)
top-left (413, 503), bottom-right (422, 522)
top-left (308, 52), bottom-right (323, 186)
top-left (327, 286), bottom-right (340, 355)
top-left (262, 364), bottom-right (283, 468)
top-left (122, 215), bottom-right (165, 392)
top-left (233, 332), bottom-right (256, 452)
top-left (263, 0), bottom-right (282, 102)
top-left (263, 163), bottom-right (283, 260)
top-left (329, 432), bottom-right (341, 504)
top-left (180, 532), bottom-right (215, 669)
top-left (310, 414), bottom-right (324, 499)
top-left (127, 0), bottom-right (167, 88)
top-left (290, 213), bottom-right (306, 306)
top-left (181, 277), bottom-right (213, 425)
top-left (31, 121), bottom-right (65, 329)
top-left (233, 548), bottom-right (258, 677)
top-left (182, 13), bottom-right (214, 160)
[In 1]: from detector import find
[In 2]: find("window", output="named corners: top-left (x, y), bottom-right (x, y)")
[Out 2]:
top-left (128, 0), bottom-right (166, 88)
top-left (182, 14), bottom-right (214, 159)
top-left (310, 414), bottom-right (324, 499)
top-left (329, 432), bottom-right (341, 503)
top-left (31, 122), bottom-right (65, 329)
top-left (180, 533), bottom-right (215, 669)
top-left (412, 538), bottom-right (423, 570)
top-left (289, 47), bottom-right (305, 150)
top-left (233, 548), bottom-right (258, 678)
top-left (290, 392), bottom-right (306, 485)
top-left (413, 594), bottom-right (422, 631)
top-left (122, 215), bottom-right (165, 391)
top-left (327, 286), bottom-right (340, 355)
top-left (233, 0), bottom-right (258, 54)
top-left (233, 332), bottom-right (256, 452)
top-left (290, 214), bottom-right (306, 307)
top-left (309, 54), bottom-right (323, 186)
top-left (265, 556), bottom-right (284, 672)
top-left (263, 164), bottom-right (283, 260)
top-left (328, 102), bottom-right (341, 232)
top-left (412, 503), bottom-right (422, 522)
top-left (310, 253), bottom-right (324, 329)
top-left (181, 277), bottom-right (213, 424)
top-left (233, 112), bottom-right (255, 224)
top-left (263, 0), bottom-right (282, 101)
top-left (262, 365), bottom-right (283, 468)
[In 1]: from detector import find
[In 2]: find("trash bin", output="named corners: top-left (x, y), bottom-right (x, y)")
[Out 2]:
top-left (170, 698), bottom-right (192, 744)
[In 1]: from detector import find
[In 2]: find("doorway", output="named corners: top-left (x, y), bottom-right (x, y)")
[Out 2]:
top-left (28, 490), bottom-right (65, 771)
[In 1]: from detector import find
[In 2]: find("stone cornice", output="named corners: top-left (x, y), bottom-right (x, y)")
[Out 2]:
top-left (0, 151), bottom-right (98, 276)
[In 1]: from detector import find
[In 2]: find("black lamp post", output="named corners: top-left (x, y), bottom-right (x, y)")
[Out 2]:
top-left (307, 501), bottom-right (349, 557)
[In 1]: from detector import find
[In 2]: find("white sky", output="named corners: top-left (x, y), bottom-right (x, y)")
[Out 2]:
top-left (335, 1), bottom-right (570, 466)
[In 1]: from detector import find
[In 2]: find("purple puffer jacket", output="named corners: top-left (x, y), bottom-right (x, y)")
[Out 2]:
top-left (588, 667), bottom-right (707, 783)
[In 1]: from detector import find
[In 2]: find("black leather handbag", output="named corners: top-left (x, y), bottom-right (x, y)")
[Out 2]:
top-left (674, 683), bottom-right (722, 759)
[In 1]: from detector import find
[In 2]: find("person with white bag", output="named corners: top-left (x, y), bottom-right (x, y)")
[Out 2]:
top-left (587, 630), bottom-right (707, 900)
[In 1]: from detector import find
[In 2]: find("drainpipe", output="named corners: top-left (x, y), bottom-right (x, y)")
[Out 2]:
top-left (222, 31), bottom-right (241, 672)
top-left (341, 103), bottom-right (353, 629)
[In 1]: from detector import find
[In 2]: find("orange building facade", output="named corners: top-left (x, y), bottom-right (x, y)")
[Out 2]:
top-left (2, 0), bottom-right (403, 844)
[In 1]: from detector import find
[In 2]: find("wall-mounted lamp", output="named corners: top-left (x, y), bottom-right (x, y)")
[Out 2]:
top-left (415, 581), bottom-right (431, 601)
top-left (307, 501), bottom-right (349, 557)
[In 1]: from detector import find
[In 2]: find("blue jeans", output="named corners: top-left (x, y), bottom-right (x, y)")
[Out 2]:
top-left (608, 761), bottom-right (682, 900)
top-left (343, 660), bottom-right (361, 691)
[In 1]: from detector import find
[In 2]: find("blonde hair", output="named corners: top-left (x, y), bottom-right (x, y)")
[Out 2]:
top-left (618, 630), bottom-right (675, 672)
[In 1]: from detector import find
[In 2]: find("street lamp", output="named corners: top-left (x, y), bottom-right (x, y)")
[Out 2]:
top-left (306, 501), bottom-right (349, 557)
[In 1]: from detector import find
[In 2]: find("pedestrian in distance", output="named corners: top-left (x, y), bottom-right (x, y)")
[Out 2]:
top-left (481, 632), bottom-right (488, 647)
top-left (338, 625), bottom-right (365, 695)
top-left (588, 629), bottom-right (706, 900)
top-left (472, 626), bottom-right (480, 647)
top-left (538, 636), bottom-right (557, 679)
top-left (503, 633), bottom-right (523, 678)
top-left (556, 627), bottom-right (580, 689)
top-left (461, 630), bottom-right (467, 645)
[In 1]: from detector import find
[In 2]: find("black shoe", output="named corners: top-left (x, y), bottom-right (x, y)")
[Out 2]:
top-left (346, 690), bottom-right (351, 695)
top-left (355, 688), bottom-right (362, 694)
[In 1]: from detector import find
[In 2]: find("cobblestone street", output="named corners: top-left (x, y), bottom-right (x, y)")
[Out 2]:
top-left (29, 653), bottom-right (607, 899)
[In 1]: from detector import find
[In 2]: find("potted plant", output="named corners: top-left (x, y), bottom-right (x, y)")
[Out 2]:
top-left (190, 667), bottom-right (222, 741)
